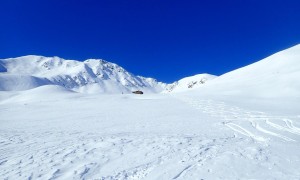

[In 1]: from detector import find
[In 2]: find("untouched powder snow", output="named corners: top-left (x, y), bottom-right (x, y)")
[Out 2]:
top-left (0, 74), bottom-right (51, 91)
top-left (195, 44), bottom-right (300, 98)
top-left (1, 45), bottom-right (300, 179)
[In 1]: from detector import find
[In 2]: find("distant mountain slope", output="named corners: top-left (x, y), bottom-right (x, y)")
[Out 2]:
top-left (165, 74), bottom-right (217, 93)
top-left (192, 44), bottom-right (300, 98)
top-left (0, 74), bottom-right (51, 91)
top-left (0, 55), bottom-right (166, 93)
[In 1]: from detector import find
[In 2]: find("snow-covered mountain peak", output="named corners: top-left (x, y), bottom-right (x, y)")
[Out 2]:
top-left (0, 55), bottom-right (167, 93)
top-left (165, 73), bottom-right (217, 93)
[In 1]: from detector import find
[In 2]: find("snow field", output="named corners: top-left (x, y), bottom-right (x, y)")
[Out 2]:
top-left (1, 87), bottom-right (300, 179)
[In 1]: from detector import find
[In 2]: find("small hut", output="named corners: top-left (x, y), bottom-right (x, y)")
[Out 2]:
top-left (132, 90), bottom-right (144, 95)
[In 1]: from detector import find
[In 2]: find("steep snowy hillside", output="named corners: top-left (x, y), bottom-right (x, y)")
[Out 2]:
top-left (165, 73), bottom-right (217, 93)
top-left (0, 55), bottom-right (166, 93)
top-left (194, 44), bottom-right (300, 98)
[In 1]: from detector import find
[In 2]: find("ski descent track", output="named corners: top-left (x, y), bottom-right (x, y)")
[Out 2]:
top-left (177, 95), bottom-right (300, 143)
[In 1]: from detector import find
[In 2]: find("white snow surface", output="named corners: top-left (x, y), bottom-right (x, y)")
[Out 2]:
top-left (196, 44), bottom-right (300, 98)
top-left (0, 74), bottom-right (51, 91)
top-left (165, 74), bottom-right (217, 93)
top-left (1, 45), bottom-right (300, 179)
top-left (0, 55), bottom-right (166, 94)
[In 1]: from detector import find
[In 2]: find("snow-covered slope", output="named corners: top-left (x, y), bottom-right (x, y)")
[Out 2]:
top-left (165, 73), bottom-right (217, 93)
top-left (0, 55), bottom-right (166, 93)
top-left (0, 74), bottom-right (51, 91)
top-left (194, 44), bottom-right (300, 98)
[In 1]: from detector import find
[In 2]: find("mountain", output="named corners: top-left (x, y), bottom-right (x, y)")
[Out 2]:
top-left (2, 44), bottom-right (299, 96)
top-left (192, 44), bottom-right (300, 98)
top-left (165, 73), bottom-right (217, 93)
top-left (0, 55), bottom-right (166, 93)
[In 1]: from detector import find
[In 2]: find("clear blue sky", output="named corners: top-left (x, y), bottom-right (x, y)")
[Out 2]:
top-left (1, 0), bottom-right (300, 83)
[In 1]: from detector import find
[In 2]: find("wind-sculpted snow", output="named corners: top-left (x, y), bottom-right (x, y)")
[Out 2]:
top-left (1, 131), bottom-right (279, 179)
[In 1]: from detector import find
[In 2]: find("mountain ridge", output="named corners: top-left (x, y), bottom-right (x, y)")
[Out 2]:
top-left (0, 55), bottom-right (167, 93)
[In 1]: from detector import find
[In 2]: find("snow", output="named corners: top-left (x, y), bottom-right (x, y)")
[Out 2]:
top-left (0, 55), bottom-right (166, 94)
top-left (0, 74), bottom-right (51, 91)
top-left (165, 73), bottom-right (217, 93)
top-left (1, 45), bottom-right (300, 179)
top-left (194, 44), bottom-right (300, 98)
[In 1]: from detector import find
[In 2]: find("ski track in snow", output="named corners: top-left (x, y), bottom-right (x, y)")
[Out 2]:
top-left (177, 96), bottom-right (300, 143)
